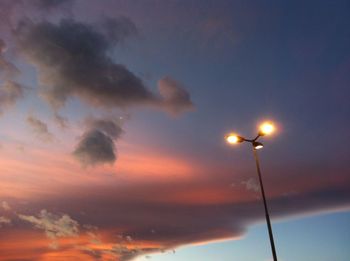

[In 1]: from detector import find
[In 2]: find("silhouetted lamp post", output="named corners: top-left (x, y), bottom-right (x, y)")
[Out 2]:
top-left (225, 122), bottom-right (278, 261)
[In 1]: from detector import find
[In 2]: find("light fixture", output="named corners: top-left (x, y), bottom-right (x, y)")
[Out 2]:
top-left (259, 122), bottom-right (275, 136)
top-left (224, 120), bottom-right (279, 261)
top-left (226, 134), bottom-right (244, 144)
top-left (253, 141), bottom-right (263, 149)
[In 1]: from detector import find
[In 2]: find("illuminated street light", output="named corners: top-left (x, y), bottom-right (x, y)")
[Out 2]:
top-left (253, 141), bottom-right (264, 149)
top-left (259, 121), bottom-right (275, 136)
top-left (225, 121), bottom-right (278, 261)
top-left (226, 133), bottom-right (244, 144)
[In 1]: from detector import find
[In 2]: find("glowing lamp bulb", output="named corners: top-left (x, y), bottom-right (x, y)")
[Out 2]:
top-left (259, 122), bottom-right (275, 136)
top-left (226, 134), bottom-right (243, 144)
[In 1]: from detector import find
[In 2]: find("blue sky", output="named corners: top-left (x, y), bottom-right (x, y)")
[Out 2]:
top-left (141, 211), bottom-right (350, 261)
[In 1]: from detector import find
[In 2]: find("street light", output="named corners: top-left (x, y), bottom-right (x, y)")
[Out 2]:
top-left (225, 121), bottom-right (278, 261)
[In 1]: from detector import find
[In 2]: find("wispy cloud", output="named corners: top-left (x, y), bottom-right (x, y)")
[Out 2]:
top-left (158, 76), bottom-right (195, 115)
top-left (241, 178), bottom-right (260, 192)
top-left (0, 80), bottom-right (24, 115)
top-left (27, 115), bottom-right (54, 142)
top-left (18, 209), bottom-right (79, 248)
top-left (0, 216), bottom-right (11, 227)
top-left (1, 201), bottom-right (11, 211)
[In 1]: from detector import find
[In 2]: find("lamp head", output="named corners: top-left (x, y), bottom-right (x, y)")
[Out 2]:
top-left (259, 122), bottom-right (275, 136)
top-left (226, 133), bottom-right (244, 144)
top-left (253, 141), bottom-right (264, 149)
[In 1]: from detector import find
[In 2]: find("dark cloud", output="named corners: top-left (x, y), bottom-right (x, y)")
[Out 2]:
top-left (0, 80), bottom-right (24, 115)
top-left (27, 115), bottom-right (54, 142)
top-left (73, 118), bottom-right (123, 166)
top-left (73, 129), bottom-right (116, 166)
top-left (15, 19), bottom-right (157, 109)
top-left (86, 118), bottom-right (123, 139)
top-left (14, 19), bottom-right (194, 113)
top-left (158, 76), bottom-right (194, 115)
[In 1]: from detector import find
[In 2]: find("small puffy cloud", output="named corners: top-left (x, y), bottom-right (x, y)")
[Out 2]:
top-left (73, 129), bottom-right (116, 166)
top-left (158, 76), bottom-right (194, 115)
top-left (0, 80), bottom-right (24, 115)
top-left (73, 118), bottom-right (122, 166)
top-left (18, 209), bottom-right (79, 240)
top-left (27, 115), bottom-right (54, 142)
top-left (1, 201), bottom-right (11, 211)
top-left (241, 178), bottom-right (260, 192)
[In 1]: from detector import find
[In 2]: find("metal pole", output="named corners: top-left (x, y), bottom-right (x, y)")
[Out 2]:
top-left (253, 147), bottom-right (278, 261)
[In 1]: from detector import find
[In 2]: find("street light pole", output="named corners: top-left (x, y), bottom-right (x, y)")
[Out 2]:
top-left (225, 121), bottom-right (278, 261)
top-left (253, 147), bottom-right (278, 261)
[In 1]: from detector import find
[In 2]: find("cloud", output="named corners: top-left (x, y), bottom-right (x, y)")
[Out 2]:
top-left (53, 112), bottom-right (69, 128)
top-left (0, 216), bottom-right (11, 227)
top-left (1, 201), bottom-right (11, 211)
top-left (73, 118), bottom-right (122, 166)
top-left (73, 129), bottom-right (116, 166)
top-left (27, 115), bottom-right (54, 142)
top-left (87, 118), bottom-right (123, 139)
top-left (0, 39), bottom-right (25, 115)
top-left (0, 39), bottom-right (20, 79)
top-left (241, 178), bottom-right (260, 192)
top-left (15, 18), bottom-right (156, 109)
top-left (14, 19), bottom-right (194, 114)
top-left (158, 76), bottom-right (195, 115)
top-left (18, 209), bottom-right (79, 240)
top-left (0, 80), bottom-right (24, 115)
top-left (1, 178), bottom-right (349, 260)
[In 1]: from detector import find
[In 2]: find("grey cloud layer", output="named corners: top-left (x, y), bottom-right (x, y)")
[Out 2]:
top-left (7, 180), bottom-right (350, 260)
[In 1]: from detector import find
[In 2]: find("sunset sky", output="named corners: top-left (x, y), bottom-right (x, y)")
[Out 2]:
top-left (0, 0), bottom-right (349, 260)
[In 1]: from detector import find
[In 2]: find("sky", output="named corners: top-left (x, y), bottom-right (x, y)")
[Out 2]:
top-left (0, 0), bottom-right (349, 260)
